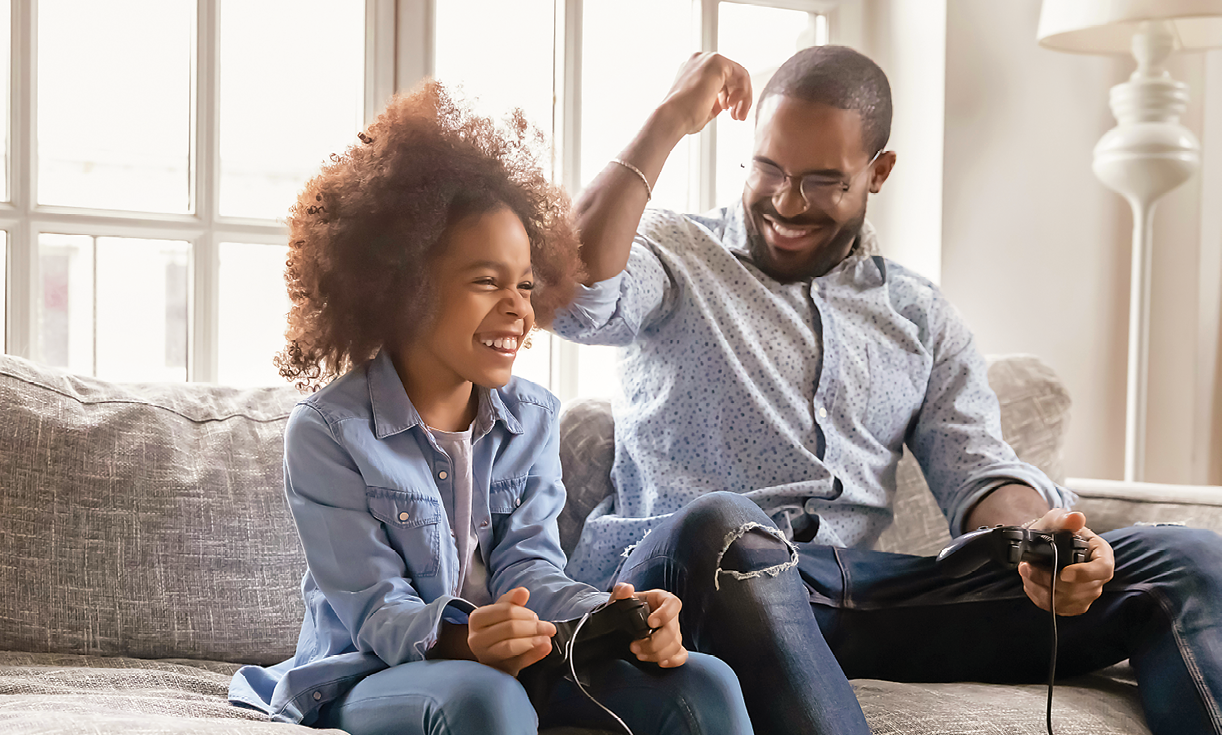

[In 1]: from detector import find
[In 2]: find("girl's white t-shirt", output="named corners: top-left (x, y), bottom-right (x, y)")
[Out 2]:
top-left (429, 425), bottom-right (493, 607)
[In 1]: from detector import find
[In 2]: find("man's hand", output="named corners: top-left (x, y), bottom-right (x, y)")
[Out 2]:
top-left (610, 583), bottom-right (689, 668)
top-left (1018, 508), bottom-right (1114, 616)
top-left (657, 52), bottom-right (754, 137)
top-left (467, 587), bottom-right (557, 677)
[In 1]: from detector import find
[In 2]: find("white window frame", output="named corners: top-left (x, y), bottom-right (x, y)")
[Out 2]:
top-left (2, 0), bottom-right (853, 392)
top-left (400, 0), bottom-right (851, 400)
top-left (2, 0), bottom-right (396, 382)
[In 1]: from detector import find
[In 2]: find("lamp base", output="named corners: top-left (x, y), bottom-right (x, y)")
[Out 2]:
top-left (1090, 21), bottom-right (1201, 483)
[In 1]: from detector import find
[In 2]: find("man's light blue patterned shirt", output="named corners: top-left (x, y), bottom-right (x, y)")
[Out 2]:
top-left (551, 203), bottom-right (1075, 590)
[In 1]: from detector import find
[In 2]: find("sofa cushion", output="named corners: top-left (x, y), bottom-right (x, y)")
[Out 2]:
top-left (0, 355), bottom-right (305, 665)
top-left (0, 652), bottom-right (1147, 735)
top-left (0, 651), bottom-right (335, 734)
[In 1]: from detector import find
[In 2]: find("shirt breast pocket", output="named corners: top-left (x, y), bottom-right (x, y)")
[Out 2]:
top-left (488, 474), bottom-right (528, 515)
top-left (366, 488), bottom-right (443, 577)
top-left (864, 342), bottom-right (929, 449)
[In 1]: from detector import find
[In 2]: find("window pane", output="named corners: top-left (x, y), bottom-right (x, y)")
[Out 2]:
top-left (38, 0), bottom-right (193, 212)
top-left (435, 0), bottom-right (556, 391)
top-left (715, 3), bottom-right (820, 206)
top-left (37, 234), bottom-right (189, 381)
top-left (218, 242), bottom-right (290, 385)
top-left (574, 344), bottom-right (618, 399)
top-left (434, 0), bottom-right (554, 136)
top-left (219, 0), bottom-right (364, 220)
top-left (582, 0), bottom-right (694, 212)
top-left (512, 330), bottom-right (551, 389)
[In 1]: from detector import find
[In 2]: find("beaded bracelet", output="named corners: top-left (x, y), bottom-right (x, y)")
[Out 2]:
top-left (610, 158), bottom-right (652, 201)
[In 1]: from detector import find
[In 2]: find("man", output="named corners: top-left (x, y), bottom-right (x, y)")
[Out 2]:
top-left (550, 46), bottom-right (1222, 735)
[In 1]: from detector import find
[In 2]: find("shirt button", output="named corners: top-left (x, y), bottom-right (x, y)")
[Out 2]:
top-left (480, 521), bottom-right (489, 528)
top-left (399, 512), bottom-right (409, 522)
top-left (818, 407), bottom-right (828, 419)
top-left (312, 691), bottom-right (322, 701)
top-left (515, 497), bottom-right (522, 507)
top-left (438, 471), bottom-right (448, 480)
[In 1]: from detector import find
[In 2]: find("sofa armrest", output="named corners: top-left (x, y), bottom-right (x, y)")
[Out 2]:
top-left (1067, 477), bottom-right (1222, 536)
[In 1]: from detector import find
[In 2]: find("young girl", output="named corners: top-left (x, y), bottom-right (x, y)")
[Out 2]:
top-left (228, 82), bottom-right (753, 735)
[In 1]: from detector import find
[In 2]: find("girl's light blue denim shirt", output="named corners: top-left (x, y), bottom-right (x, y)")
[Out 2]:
top-left (229, 350), bottom-right (607, 724)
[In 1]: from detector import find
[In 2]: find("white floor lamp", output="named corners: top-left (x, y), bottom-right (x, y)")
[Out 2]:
top-left (1037, 1), bottom-right (1222, 482)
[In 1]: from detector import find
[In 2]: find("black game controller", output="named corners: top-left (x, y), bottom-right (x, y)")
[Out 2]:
top-left (519, 597), bottom-right (657, 707)
top-left (543, 596), bottom-right (654, 669)
top-left (936, 525), bottom-right (1090, 578)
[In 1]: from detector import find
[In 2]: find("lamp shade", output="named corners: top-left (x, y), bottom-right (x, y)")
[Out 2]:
top-left (1038, 0), bottom-right (1222, 53)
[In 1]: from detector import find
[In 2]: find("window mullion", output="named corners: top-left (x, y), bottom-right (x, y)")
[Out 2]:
top-left (8, 0), bottom-right (34, 358)
top-left (548, 0), bottom-right (583, 401)
top-left (695, 0), bottom-right (717, 213)
top-left (365, 0), bottom-right (396, 126)
top-left (192, 0), bottom-right (220, 382)
top-left (396, 0), bottom-right (432, 91)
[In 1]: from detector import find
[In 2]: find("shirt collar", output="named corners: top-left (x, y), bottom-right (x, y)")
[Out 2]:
top-left (366, 350), bottom-right (524, 439)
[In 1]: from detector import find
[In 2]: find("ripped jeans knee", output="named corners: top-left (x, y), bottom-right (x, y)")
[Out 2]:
top-left (714, 523), bottom-right (799, 590)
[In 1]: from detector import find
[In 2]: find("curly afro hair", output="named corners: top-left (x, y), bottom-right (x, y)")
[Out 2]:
top-left (275, 80), bottom-right (584, 392)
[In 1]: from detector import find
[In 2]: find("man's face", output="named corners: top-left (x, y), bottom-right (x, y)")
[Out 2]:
top-left (742, 95), bottom-right (892, 282)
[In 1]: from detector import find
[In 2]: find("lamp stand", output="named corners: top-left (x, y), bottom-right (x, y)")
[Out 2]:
top-left (1091, 20), bottom-right (1201, 482)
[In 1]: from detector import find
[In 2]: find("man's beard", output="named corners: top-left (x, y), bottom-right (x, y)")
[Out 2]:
top-left (745, 202), bottom-right (867, 283)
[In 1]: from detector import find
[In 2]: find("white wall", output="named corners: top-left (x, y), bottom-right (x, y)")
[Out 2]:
top-left (928, 0), bottom-right (1221, 483)
top-left (855, 0), bottom-right (1222, 483)
top-left (858, 0), bottom-right (947, 284)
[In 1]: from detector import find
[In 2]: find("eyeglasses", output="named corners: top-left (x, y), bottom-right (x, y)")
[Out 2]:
top-left (745, 149), bottom-right (883, 210)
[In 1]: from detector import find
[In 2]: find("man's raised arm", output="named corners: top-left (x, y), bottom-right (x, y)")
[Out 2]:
top-left (575, 53), bottom-right (753, 284)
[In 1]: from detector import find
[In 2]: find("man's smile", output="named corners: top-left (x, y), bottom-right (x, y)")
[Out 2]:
top-left (762, 215), bottom-right (826, 252)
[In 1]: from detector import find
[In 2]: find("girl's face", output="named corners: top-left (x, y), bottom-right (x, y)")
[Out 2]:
top-left (416, 205), bottom-right (535, 390)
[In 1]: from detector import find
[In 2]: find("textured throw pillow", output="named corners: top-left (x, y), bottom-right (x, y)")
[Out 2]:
top-left (0, 355), bottom-right (305, 665)
top-left (873, 354), bottom-right (1071, 556)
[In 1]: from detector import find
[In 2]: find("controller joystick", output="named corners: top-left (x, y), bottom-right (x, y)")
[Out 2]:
top-left (936, 525), bottom-right (1089, 578)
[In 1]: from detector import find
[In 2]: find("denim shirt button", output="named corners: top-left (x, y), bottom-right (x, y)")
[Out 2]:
top-left (438, 470), bottom-right (448, 480)
top-left (515, 497), bottom-right (522, 507)
top-left (398, 512), bottom-right (409, 522)
top-left (312, 691), bottom-right (322, 701)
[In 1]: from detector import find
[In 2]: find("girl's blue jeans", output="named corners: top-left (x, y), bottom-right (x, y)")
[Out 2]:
top-left (612, 491), bottom-right (1222, 735)
top-left (315, 649), bottom-right (753, 735)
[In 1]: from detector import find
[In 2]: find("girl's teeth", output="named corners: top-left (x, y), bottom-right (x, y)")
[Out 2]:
top-left (480, 337), bottom-right (517, 350)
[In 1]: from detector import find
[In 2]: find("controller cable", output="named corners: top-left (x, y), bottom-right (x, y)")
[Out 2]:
top-left (566, 610), bottom-right (635, 735)
top-left (1046, 542), bottom-right (1059, 735)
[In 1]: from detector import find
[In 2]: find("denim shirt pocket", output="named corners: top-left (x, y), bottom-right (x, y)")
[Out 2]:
top-left (488, 474), bottom-right (528, 515)
top-left (366, 488), bottom-right (443, 577)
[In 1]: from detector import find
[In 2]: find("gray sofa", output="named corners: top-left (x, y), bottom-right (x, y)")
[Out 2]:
top-left (3, 352), bottom-right (1221, 734)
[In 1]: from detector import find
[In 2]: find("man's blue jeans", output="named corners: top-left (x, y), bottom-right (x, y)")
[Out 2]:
top-left (614, 491), bottom-right (1222, 735)
top-left (315, 651), bottom-right (753, 735)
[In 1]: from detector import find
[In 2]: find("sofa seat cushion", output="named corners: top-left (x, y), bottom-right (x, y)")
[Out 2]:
top-left (0, 651), bottom-right (1146, 735)
top-left (854, 665), bottom-right (1147, 734)
top-left (0, 651), bottom-right (334, 733)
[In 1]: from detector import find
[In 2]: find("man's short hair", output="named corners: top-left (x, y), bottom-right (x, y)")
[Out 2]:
top-left (759, 45), bottom-right (892, 156)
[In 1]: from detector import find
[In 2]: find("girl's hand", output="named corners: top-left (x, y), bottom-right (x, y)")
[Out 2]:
top-left (611, 583), bottom-right (689, 668)
top-left (467, 587), bottom-right (557, 677)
